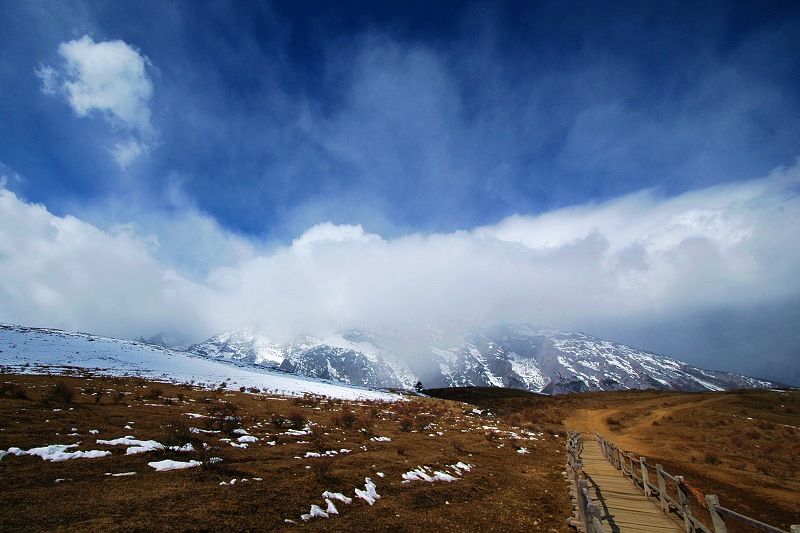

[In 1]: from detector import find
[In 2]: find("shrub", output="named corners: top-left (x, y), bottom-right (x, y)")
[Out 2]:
top-left (0, 382), bottom-right (28, 399)
top-left (113, 391), bottom-right (125, 405)
top-left (43, 381), bottom-right (74, 405)
top-left (162, 418), bottom-right (193, 453)
top-left (288, 411), bottom-right (307, 430)
top-left (606, 417), bottom-right (621, 426)
top-left (335, 411), bottom-right (358, 429)
top-left (398, 417), bottom-right (414, 432)
top-left (310, 457), bottom-right (334, 483)
top-left (416, 414), bottom-right (435, 431)
top-left (757, 420), bottom-right (776, 430)
top-left (355, 415), bottom-right (374, 434)
top-left (308, 426), bottom-right (327, 453)
top-left (270, 413), bottom-right (289, 428)
top-left (148, 388), bottom-right (163, 400)
top-left (206, 403), bottom-right (243, 436)
top-left (703, 451), bottom-right (721, 466)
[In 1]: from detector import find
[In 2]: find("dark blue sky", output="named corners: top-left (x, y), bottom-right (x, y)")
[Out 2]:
top-left (1, 1), bottom-right (800, 385)
top-left (3, 1), bottom-right (799, 239)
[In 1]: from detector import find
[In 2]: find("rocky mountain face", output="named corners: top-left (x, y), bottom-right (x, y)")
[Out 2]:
top-left (186, 324), bottom-right (781, 394)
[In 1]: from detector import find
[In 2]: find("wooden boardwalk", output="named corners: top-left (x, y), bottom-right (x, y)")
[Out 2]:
top-left (581, 440), bottom-right (684, 533)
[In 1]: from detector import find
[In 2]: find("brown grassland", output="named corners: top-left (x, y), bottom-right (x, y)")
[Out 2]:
top-left (0, 373), bottom-right (569, 532)
top-left (430, 386), bottom-right (800, 532)
top-left (1, 372), bottom-right (798, 532)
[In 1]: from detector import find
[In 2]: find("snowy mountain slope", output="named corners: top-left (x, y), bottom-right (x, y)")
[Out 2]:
top-left (187, 325), bottom-right (284, 365)
top-left (187, 324), bottom-right (782, 394)
top-left (188, 328), bottom-right (417, 390)
top-left (0, 324), bottom-right (397, 401)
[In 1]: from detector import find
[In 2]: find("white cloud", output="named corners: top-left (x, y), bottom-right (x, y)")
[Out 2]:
top-left (292, 222), bottom-right (382, 249)
top-left (1, 163), bottom-right (799, 355)
top-left (111, 139), bottom-right (148, 168)
top-left (36, 35), bottom-right (155, 166)
top-left (0, 188), bottom-right (205, 340)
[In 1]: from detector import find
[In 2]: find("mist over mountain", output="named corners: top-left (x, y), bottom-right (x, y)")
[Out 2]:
top-left (185, 324), bottom-right (783, 394)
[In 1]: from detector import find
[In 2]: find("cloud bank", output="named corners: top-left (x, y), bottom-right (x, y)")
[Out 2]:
top-left (1, 162), bottom-right (798, 383)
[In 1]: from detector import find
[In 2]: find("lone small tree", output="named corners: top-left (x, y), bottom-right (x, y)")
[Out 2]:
top-left (414, 381), bottom-right (424, 393)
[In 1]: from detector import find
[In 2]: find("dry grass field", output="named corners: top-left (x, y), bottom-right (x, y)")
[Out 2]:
top-left (430, 386), bottom-right (800, 532)
top-left (3, 372), bottom-right (798, 532)
top-left (0, 373), bottom-right (570, 532)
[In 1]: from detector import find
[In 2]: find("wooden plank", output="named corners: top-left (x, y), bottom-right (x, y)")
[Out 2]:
top-left (579, 440), bottom-right (684, 533)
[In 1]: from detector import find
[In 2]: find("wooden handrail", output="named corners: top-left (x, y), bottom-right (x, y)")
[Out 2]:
top-left (594, 433), bottom-right (796, 533)
top-left (566, 431), bottom-right (604, 533)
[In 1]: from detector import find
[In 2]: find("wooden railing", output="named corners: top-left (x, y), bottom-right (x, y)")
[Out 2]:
top-left (595, 433), bottom-right (799, 533)
top-left (565, 431), bottom-right (603, 533)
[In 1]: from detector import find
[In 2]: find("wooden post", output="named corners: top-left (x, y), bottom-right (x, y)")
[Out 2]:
top-left (656, 464), bottom-right (668, 512)
top-left (640, 456), bottom-right (651, 497)
top-left (628, 452), bottom-right (636, 479)
top-left (576, 478), bottom-right (589, 527)
top-left (706, 495), bottom-right (728, 533)
top-left (676, 476), bottom-right (693, 533)
top-left (587, 502), bottom-right (603, 533)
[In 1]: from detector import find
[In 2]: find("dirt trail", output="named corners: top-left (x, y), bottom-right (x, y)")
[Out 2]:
top-left (562, 394), bottom-right (730, 456)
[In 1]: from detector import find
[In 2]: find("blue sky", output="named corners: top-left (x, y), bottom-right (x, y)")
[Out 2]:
top-left (1, 1), bottom-right (800, 385)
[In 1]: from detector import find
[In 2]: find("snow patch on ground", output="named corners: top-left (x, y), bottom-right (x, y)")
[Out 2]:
top-left (7, 444), bottom-right (111, 462)
top-left (147, 459), bottom-right (201, 471)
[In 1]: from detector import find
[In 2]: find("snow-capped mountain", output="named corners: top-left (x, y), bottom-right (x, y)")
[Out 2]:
top-left (187, 324), bottom-right (782, 394)
top-left (188, 325), bottom-right (284, 365)
top-left (188, 329), bottom-right (417, 389)
top-left (0, 324), bottom-right (396, 401)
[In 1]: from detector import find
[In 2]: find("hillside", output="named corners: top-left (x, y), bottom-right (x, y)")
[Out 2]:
top-left (0, 373), bottom-right (570, 532)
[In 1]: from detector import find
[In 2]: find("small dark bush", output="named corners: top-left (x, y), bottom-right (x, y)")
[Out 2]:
top-left (113, 391), bottom-right (125, 404)
top-left (355, 415), bottom-right (374, 434)
top-left (310, 456), bottom-right (334, 483)
top-left (43, 381), bottom-right (74, 405)
top-left (308, 426), bottom-right (327, 453)
top-left (162, 418), bottom-right (193, 454)
top-left (1, 382), bottom-right (28, 399)
top-left (336, 411), bottom-right (358, 429)
top-left (703, 451), bottom-right (721, 466)
top-left (416, 414), bottom-right (435, 431)
top-left (148, 388), bottom-right (163, 400)
top-left (288, 411), bottom-right (307, 430)
top-left (398, 417), bottom-right (414, 432)
top-left (206, 403), bottom-right (243, 436)
top-left (270, 413), bottom-right (289, 428)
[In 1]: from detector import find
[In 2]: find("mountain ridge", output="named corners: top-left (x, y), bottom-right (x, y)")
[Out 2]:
top-left (184, 324), bottom-right (784, 394)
